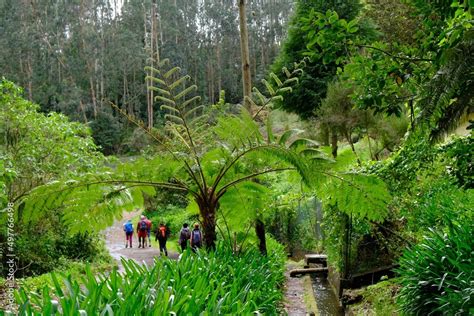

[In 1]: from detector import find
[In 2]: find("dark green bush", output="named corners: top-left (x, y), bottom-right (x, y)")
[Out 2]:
top-left (396, 222), bottom-right (474, 315)
top-left (16, 243), bottom-right (286, 315)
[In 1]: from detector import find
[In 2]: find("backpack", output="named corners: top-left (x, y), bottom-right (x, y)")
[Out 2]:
top-left (139, 220), bottom-right (147, 232)
top-left (124, 222), bottom-right (133, 233)
top-left (159, 226), bottom-right (167, 238)
top-left (179, 228), bottom-right (190, 242)
top-left (192, 229), bottom-right (201, 244)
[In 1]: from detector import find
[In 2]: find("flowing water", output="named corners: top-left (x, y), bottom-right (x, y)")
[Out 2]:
top-left (311, 276), bottom-right (344, 316)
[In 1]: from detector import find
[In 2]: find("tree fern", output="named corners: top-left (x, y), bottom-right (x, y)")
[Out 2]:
top-left (318, 172), bottom-right (390, 222)
top-left (17, 60), bottom-right (316, 249)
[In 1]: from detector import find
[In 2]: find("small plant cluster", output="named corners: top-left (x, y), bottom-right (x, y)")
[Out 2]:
top-left (15, 244), bottom-right (286, 315)
top-left (396, 222), bottom-right (473, 315)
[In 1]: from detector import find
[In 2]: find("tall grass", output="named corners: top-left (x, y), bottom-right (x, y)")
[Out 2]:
top-left (15, 244), bottom-right (286, 315)
top-left (396, 222), bottom-right (473, 315)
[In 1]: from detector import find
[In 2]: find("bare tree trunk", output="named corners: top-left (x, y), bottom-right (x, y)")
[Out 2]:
top-left (26, 55), bottom-right (33, 101)
top-left (238, 0), bottom-right (252, 113)
top-left (79, 100), bottom-right (88, 123)
top-left (89, 76), bottom-right (97, 118)
top-left (216, 43), bottom-right (222, 94)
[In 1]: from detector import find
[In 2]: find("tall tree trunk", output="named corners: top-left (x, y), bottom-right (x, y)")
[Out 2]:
top-left (26, 55), bottom-right (33, 101)
top-left (89, 76), bottom-right (97, 118)
top-left (331, 128), bottom-right (338, 158)
top-left (216, 43), bottom-right (222, 95)
top-left (238, 0), bottom-right (252, 113)
top-left (321, 124), bottom-right (330, 146)
top-left (255, 219), bottom-right (267, 256)
top-left (345, 130), bottom-right (361, 166)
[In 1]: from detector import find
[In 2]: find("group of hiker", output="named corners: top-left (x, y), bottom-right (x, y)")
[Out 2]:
top-left (123, 215), bottom-right (203, 255)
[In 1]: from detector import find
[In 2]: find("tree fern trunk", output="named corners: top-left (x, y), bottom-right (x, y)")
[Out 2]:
top-left (201, 204), bottom-right (217, 250)
top-left (255, 219), bottom-right (267, 256)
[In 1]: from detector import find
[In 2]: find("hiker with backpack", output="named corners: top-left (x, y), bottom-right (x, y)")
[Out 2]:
top-left (190, 223), bottom-right (203, 252)
top-left (137, 215), bottom-right (148, 248)
top-left (145, 216), bottom-right (152, 247)
top-left (155, 223), bottom-right (169, 256)
top-left (123, 219), bottom-right (134, 248)
top-left (178, 223), bottom-right (191, 252)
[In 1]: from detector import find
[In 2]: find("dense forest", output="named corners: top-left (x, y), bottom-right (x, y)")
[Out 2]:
top-left (0, 0), bottom-right (293, 153)
top-left (1, 0), bottom-right (473, 315)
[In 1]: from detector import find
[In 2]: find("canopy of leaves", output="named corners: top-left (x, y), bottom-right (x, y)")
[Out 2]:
top-left (0, 79), bottom-right (104, 208)
top-left (271, 0), bottom-right (363, 118)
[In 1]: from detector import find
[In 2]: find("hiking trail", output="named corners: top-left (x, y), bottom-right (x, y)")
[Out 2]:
top-left (104, 211), bottom-right (179, 272)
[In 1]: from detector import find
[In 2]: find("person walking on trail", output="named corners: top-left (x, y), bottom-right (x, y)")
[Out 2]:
top-left (155, 223), bottom-right (169, 256)
top-left (178, 223), bottom-right (191, 252)
top-left (123, 219), bottom-right (134, 248)
top-left (137, 215), bottom-right (148, 248)
top-left (145, 217), bottom-right (152, 247)
top-left (190, 223), bottom-right (203, 252)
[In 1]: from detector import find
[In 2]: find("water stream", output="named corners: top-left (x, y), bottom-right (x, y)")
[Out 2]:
top-left (311, 276), bottom-right (343, 316)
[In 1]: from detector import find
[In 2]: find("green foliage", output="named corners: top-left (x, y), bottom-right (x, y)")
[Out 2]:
top-left (396, 178), bottom-right (474, 239)
top-left (15, 259), bottom-right (114, 295)
top-left (15, 244), bottom-right (286, 315)
top-left (272, 0), bottom-right (363, 118)
top-left (302, 10), bottom-right (359, 65)
top-left (396, 222), bottom-right (474, 315)
top-left (0, 79), bottom-right (104, 204)
top-left (321, 173), bottom-right (390, 222)
top-left (443, 135), bottom-right (474, 189)
top-left (17, 61), bottom-right (314, 253)
top-left (89, 111), bottom-right (124, 155)
top-left (0, 79), bottom-right (109, 276)
top-left (349, 279), bottom-right (400, 315)
top-left (14, 231), bottom-right (107, 277)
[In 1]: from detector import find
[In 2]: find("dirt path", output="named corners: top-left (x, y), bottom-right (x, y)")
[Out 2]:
top-left (103, 211), bottom-right (179, 272)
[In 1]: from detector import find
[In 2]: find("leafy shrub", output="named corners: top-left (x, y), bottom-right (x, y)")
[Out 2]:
top-left (443, 135), bottom-right (474, 189)
top-left (396, 222), bottom-right (474, 315)
top-left (15, 244), bottom-right (286, 315)
top-left (9, 225), bottom-right (107, 277)
top-left (396, 179), bottom-right (473, 239)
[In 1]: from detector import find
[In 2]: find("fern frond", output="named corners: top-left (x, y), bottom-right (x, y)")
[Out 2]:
top-left (182, 96), bottom-right (201, 108)
top-left (278, 129), bottom-right (304, 145)
top-left (262, 79), bottom-right (276, 96)
top-left (144, 66), bottom-right (161, 74)
top-left (160, 104), bottom-right (180, 114)
top-left (169, 75), bottom-right (191, 90)
top-left (183, 105), bottom-right (205, 119)
top-left (319, 172), bottom-right (391, 222)
top-left (289, 138), bottom-right (320, 150)
top-left (154, 95), bottom-right (176, 107)
top-left (164, 114), bottom-right (184, 124)
top-left (175, 85), bottom-right (197, 100)
top-left (145, 76), bottom-right (166, 86)
top-left (270, 73), bottom-right (283, 87)
top-left (148, 86), bottom-right (171, 96)
top-left (164, 67), bottom-right (181, 79)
